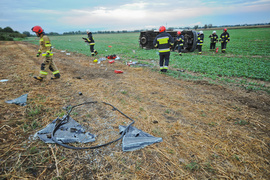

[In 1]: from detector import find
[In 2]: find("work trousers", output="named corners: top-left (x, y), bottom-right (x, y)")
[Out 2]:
top-left (210, 43), bottom-right (216, 50)
top-left (197, 45), bottom-right (202, 54)
top-left (40, 56), bottom-right (60, 78)
top-left (178, 45), bottom-right (183, 54)
top-left (159, 52), bottom-right (170, 67)
top-left (221, 42), bottom-right (227, 52)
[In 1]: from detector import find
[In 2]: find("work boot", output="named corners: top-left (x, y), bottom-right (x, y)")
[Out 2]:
top-left (34, 76), bottom-right (43, 81)
top-left (51, 73), bottom-right (60, 80)
top-left (95, 50), bottom-right (98, 56)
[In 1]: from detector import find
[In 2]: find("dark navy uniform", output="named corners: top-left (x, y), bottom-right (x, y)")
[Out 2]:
top-left (209, 32), bottom-right (218, 50)
top-left (83, 32), bottom-right (98, 56)
top-left (153, 32), bottom-right (174, 72)
top-left (176, 34), bottom-right (184, 55)
top-left (197, 32), bottom-right (204, 54)
top-left (219, 30), bottom-right (230, 53)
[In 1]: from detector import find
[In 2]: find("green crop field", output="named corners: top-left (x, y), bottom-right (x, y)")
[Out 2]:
top-left (25, 27), bottom-right (270, 93)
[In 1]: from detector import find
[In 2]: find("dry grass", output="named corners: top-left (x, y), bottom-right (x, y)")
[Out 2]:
top-left (0, 41), bottom-right (269, 179)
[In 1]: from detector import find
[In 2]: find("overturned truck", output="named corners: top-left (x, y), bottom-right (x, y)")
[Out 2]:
top-left (139, 30), bottom-right (197, 52)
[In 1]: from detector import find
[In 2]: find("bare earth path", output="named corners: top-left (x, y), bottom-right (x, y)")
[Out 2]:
top-left (0, 41), bottom-right (269, 179)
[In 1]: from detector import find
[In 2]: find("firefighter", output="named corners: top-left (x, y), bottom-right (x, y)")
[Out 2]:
top-left (209, 31), bottom-right (218, 50)
top-left (153, 26), bottom-right (174, 73)
top-left (219, 28), bottom-right (230, 53)
top-left (32, 26), bottom-right (60, 81)
top-left (197, 31), bottom-right (204, 54)
top-left (176, 31), bottom-right (184, 56)
top-left (82, 30), bottom-right (98, 56)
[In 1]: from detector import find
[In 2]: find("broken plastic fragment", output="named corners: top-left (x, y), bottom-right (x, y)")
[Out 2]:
top-left (119, 125), bottom-right (163, 152)
top-left (5, 94), bottom-right (28, 106)
top-left (114, 70), bottom-right (123, 74)
top-left (36, 116), bottom-right (96, 144)
top-left (0, 79), bottom-right (8, 82)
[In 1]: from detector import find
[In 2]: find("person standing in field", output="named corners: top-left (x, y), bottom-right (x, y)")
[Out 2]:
top-left (219, 28), bottom-right (230, 53)
top-left (32, 26), bottom-right (60, 81)
top-left (176, 31), bottom-right (184, 56)
top-left (209, 31), bottom-right (218, 51)
top-left (82, 30), bottom-right (98, 56)
top-left (197, 31), bottom-right (204, 55)
top-left (153, 26), bottom-right (174, 73)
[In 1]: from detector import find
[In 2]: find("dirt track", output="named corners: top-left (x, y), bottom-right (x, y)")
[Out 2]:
top-left (0, 41), bottom-right (269, 179)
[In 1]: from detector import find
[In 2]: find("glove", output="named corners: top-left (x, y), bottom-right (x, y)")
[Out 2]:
top-left (46, 53), bottom-right (50, 57)
top-left (36, 53), bottom-right (41, 57)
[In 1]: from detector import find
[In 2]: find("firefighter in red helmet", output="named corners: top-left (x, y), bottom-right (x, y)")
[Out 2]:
top-left (31, 26), bottom-right (60, 81)
top-left (176, 31), bottom-right (184, 56)
top-left (219, 28), bottom-right (230, 53)
top-left (153, 26), bottom-right (174, 72)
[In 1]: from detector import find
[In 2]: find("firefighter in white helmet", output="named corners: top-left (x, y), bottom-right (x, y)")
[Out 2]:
top-left (209, 31), bottom-right (218, 50)
top-left (82, 30), bottom-right (98, 56)
top-left (197, 31), bottom-right (204, 54)
top-left (31, 26), bottom-right (60, 81)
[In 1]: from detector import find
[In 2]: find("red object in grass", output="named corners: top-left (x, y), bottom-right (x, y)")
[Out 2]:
top-left (216, 47), bottom-right (219, 53)
top-left (109, 60), bottom-right (115, 64)
top-left (108, 45), bottom-right (112, 47)
top-left (114, 70), bottom-right (123, 74)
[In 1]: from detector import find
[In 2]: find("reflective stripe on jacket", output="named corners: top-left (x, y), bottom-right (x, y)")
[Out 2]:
top-left (220, 32), bottom-right (230, 43)
top-left (153, 32), bottom-right (174, 53)
top-left (197, 34), bottom-right (204, 45)
top-left (209, 34), bottom-right (218, 43)
top-left (177, 35), bottom-right (184, 46)
top-left (39, 34), bottom-right (52, 55)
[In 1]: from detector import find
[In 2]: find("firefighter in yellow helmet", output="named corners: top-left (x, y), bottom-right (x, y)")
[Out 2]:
top-left (31, 26), bottom-right (60, 81)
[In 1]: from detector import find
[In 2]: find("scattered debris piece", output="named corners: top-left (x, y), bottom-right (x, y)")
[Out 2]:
top-left (127, 61), bottom-right (137, 66)
top-left (109, 60), bottom-right (115, 64)
top-left (34, 101), bottom-right (162, 151)
top-left (106, 55), bottom-right (117, 59)
top-left (0, 79), bottom-right (8, 82)
top-left (177, 69), bottom-right (186, 72)
top-left (115, 56), bottom-right (120, 60)
top-left (93, 59), bottom-right (98, 63)
top-left (108, 45), bottom-right (112, 48)
top-left (78, 92), bottom-right (83, 95)
top-left (114, 70), bottom-right (123, 74)
top-left (66, 53), bottom-right (71, 55)
top-left (60, 50), bottom-right (66, 52)
top-left (119, 125), bottom-right (163, 152)
top-left (5, 94), bottom-right (28, 106)
top-left (36, 115), bottom-right (96, 144)
top-left (98, 57), bottom-right (106, 61)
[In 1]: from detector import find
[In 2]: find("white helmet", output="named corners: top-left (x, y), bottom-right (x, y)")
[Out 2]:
top-left (86, 29), bottom-right (90, 33)
top-left (213, 31), bottom-right (216, 34)
top-left (199, 31), bottom-right (203, 34)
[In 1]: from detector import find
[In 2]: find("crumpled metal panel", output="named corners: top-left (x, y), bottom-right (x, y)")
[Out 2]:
top-left (5, 94), bottom-right (28, 106)
top-left (36, 116), bottom-right (96, 144)
top-left (119, 125), bottom-right (163, 152)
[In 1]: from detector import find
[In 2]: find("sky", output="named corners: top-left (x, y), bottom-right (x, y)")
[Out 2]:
top-left (1, 0), bottom-right (270, 34)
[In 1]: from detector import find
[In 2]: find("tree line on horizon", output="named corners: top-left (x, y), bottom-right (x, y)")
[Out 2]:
top-left (1, 22), bottom-right (269, 40)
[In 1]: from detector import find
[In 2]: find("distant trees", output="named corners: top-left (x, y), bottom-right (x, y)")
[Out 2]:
top-left (0, 26), bottom-right (26, 41)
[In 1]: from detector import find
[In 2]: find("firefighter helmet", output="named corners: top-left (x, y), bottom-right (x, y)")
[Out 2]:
top-left (159, 26), bottom-right (166, 32)
top-left (213, 31), bottom-right (216, 34)
top-left (31, 26), bottom-right (43, 34)
top-left (199, 31), bottom-right (203, 34)
top-left (224, 28), bottom-right (227, 31)
top-left (177, 31), bottom-right (181, 35)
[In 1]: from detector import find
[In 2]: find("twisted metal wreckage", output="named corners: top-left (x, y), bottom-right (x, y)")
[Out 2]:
top-left (34, 101), bottom-right (163, 151)
top-left (5, 94), bottom-right (162, 152)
